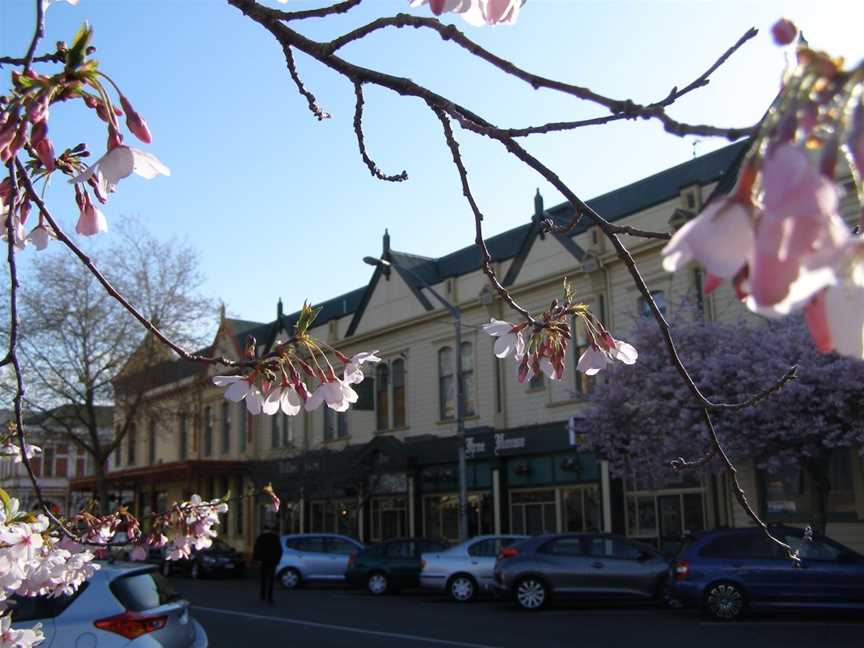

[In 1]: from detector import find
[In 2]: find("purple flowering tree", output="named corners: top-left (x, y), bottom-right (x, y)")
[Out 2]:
top-left (579, 308), bottom-right (864, 535)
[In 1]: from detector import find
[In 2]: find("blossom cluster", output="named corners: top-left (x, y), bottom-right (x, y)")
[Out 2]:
top-left (410, 0), bottom-right (522, 26)
top-left (662, 20), bottom-right (864, 360)
top-left (212, 302), bottom-right (383, 416)
top-left (0, 492), bottom-right (99, 648)
top-left (1, 22), bottom-right (168, 252)
top-left (483, 286), bottom-right (637, 385)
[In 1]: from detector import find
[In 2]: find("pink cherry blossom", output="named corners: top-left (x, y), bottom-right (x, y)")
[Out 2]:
top-left (262, 382), bottom-right (302, 416)
top-left (212, 375), bottom-right (264, 414)
top-left (26, 222), bottom-right (54, 250)
top-left (343, 350), bottom-right (382, 384)
top-left (75, 192), bottom-right (108, 237)
top-left (577, 345), bottom-right (608, 375)
top-left (0, 441), bottom-right (41, 464)
top-left (482, 318), bottom-right (525, 359)
top-left (749, 143), bottom-right (842, 307)
top-left (661, 197), bottom-right (754, 278)
top-left (69, 145), bottom-right (169, 196)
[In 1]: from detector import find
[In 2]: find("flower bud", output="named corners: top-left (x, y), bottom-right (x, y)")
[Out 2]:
top-left (771, 18), bottom-right (797, 46)
top-left (107, 125), bottom-right (123, 150)
top-left (34, 137), bottom-right (56, 172)
top-left (27, 94), bottom-right (50, 124)
top-left (119, 95), bottom-right (152, 144)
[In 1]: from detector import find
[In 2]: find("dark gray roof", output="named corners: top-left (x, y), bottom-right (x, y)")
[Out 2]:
top-left (23, 404), bottom-right (114, 429)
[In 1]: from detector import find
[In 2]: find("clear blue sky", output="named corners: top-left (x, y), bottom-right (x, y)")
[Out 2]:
top-left (2, 1), bottom-right (862, 325)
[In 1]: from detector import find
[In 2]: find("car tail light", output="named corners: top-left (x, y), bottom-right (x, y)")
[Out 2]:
top-left (673, 561), bottom-right (689, 582)
top-left (95, 612), bottom-right (168, 639)
top-left (497, 546), bottom-right (520, 561)
top-left (347, 553), bottom-right (356, 568)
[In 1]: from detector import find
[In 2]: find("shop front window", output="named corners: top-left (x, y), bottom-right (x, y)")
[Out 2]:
top-left (763, 449), bottom-right (857, 521)
top-left (562, 485), bottom-right (602, 532)
top-left (424, 493), bottom-right (492, 541)
top-left (626, 489), bottom-right (705, 552)
top-left (370, 497), bottom-right (407, 541)
top-left (309, 500), bottom-right (358, 537)
top-left (510, 489), bottom-right (556, 535)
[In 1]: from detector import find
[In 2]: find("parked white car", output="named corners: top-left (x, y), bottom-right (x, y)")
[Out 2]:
top-left (276, 533), bottom-right (364, 589)
top-left (420, 535), bottom-right (527, 602)
top-left (11, 562), bottom-right (207, 647)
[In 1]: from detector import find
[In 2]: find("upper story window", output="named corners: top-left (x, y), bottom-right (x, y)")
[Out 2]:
top-left (639, 290), bottom-right (667, 318)
top-left (238, 403), bottom-right (247, 452)
top-left (178, 414), bottom-right (188, 461)
top-left (148, 420), bottom-right (157, 465)
top-left (376, 363), bottom-right (389, 431)
top-left (271, 413), bottom-right (293, 449)
top-left (43, 446), bottom-right (55, 477)
top-left (392, 358), bottom-right (406, 428)
top-left (127, 423), bottom-right (137, 465)
top-left (203, 406), bottom-right (213, 457)
top-left (439, 343), bottom-right (475, 420)
top-left (221, 401), bottom-right (231, 454)
top-left (373, 357), bottom-right (408, 431)
top-left (439, 346), bottom-right (454, 420)
top-left (323, 408), bottom-right (348, 442)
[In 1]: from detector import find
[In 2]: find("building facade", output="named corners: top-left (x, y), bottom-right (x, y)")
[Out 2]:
top-left (91, 141), bottom-right (864, 556)
top-left (2, 405), bottom-right (114, 515)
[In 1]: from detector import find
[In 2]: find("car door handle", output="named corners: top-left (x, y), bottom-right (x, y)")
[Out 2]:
top-left (591, 562), bottom-right (605, 569)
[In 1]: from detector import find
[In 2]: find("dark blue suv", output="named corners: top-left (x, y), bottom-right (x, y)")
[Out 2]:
top-left (670, 526), bottom-right (864, 620)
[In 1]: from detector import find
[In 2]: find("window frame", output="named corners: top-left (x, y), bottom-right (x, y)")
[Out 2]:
top-left (221, 401), bottom-right (231, 454)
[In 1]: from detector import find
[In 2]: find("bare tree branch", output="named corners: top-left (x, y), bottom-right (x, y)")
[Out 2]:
top-left (283, 45), bottom-right (331, 121)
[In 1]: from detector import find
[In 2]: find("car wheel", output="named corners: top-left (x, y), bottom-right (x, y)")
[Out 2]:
top-left (367, 572), bottom-right (389, 596)
top-left (279, 568), bottom-right (301, 590)
top-left (704, 582), bottom-right (745, 620)
top-left (161, 561), bottom-right (172, 577)
top-left (448, 574), bottom-right (477, 603)
top-left (191, 562), bottom-right (201, 580)
top-left (514, 576), bottom-right (547, 611)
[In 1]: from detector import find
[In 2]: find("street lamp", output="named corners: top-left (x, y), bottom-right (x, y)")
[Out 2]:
top-left (363, 256), bottom-right (469, 541)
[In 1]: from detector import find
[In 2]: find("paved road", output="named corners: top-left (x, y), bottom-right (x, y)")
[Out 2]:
top-left (169, 573), bottom-right (864, 648)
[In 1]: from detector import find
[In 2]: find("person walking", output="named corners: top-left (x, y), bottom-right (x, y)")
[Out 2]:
top-left (253, 525), bottom-right (282, 603)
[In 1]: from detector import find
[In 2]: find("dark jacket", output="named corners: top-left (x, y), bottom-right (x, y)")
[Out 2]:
top-left (253, 532), bottom-right (283, 565)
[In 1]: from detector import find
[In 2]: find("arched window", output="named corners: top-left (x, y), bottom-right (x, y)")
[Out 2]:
top-left (438, 347), bottom-right (454, 420)
top-left (376, 363), bottom-right (390, 431)
top-left (221, 401), bottom-right (231, 454)
top-left (203, 407), bottom-right (213, 457)
top-left (392, 358), bottom-right (406, 428)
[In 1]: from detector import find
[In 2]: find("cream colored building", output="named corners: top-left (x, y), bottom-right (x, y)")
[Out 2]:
top-left (80, 142), bottom-right (864, 556)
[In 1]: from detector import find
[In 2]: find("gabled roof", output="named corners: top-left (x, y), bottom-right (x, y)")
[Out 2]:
top-left (147, 142), bottom-right (750, 375)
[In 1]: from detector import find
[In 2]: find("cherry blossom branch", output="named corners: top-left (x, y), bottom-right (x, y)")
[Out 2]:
top-left (22, 0), bottom-right (46, 73)
top-left (4, 161), bottom-right (66, 531)
top-left (282, 44), bottom-right (331, 121)
top-left (353, 82), bottom-right (408, 182)
top-left (324, 12), bottom-right (757, 139)
top-left (14, 160), bottom-right (243, 369)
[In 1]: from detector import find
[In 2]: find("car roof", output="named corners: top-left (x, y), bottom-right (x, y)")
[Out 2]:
top-left (282, 533), bottom-right (357, 540)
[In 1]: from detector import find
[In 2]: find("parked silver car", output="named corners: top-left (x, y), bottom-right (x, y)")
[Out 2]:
top-left (276, 533), bottom-right (364, 590)
top-left (420, 535), bottom-right (527, 602)
top-left (493, 533), bottom-right (672, 610)
top-left (11, 561), bottom-right (207, 647)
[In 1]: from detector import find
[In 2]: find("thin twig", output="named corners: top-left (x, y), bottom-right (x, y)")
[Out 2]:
top-left (700, 408), bottom-right (798, 562)
top-left (272, 0), bottom-right (363, 22)
top-left (0, 50), bottom-right (64, 68)
top-left (22, 0), bottom-right (46, 73)
top-left (353, 82), bottom-right (407, 182)
top-left (324, 12), bottom-right (756, 140)
top-left (282, 44), bottom-right (330, 121)
top-left (431, 105), bottom-right (535, 324)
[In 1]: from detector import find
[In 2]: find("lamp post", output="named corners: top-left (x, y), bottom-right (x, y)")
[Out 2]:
top-left (363, 256), bottom-right (469, 541)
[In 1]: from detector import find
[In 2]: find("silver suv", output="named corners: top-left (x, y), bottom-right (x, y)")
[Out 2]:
top-left (276, 533), bottom-right (364, 589)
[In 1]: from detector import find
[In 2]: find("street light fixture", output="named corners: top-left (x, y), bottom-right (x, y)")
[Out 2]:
top-left (363, 255), bottom-right (469, 541)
